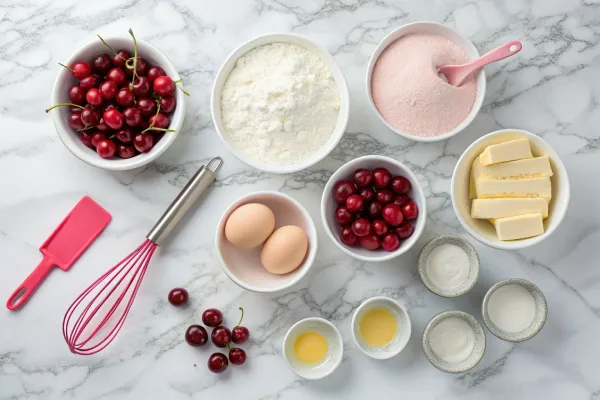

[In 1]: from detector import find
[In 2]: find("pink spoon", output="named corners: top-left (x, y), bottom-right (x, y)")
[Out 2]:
top-left (438, 40), bottom-right (522, 87)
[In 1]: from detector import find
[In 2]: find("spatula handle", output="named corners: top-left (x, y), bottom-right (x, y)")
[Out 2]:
top-left (6, 256), bottom-right (55, 310)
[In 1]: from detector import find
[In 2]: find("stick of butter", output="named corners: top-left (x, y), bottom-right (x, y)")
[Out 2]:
top-left (471, 198), bottom-right (548, 219)
top-left (474, 177), bottom-right (551, 201)
top-left (480, 138), bottom-right (533, 166)
top-left (472, 155), bottom-right (552, 180)
top-left (490, 213), bottom-right (544, 241)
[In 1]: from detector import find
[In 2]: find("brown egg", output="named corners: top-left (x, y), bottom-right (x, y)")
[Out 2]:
top-left (261, 225), bottom-right (308, 274)
top-left (225, 203), bottom-right (275, 249)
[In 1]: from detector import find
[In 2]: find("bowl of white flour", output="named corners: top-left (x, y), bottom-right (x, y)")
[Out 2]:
top-left (211, 33), bottom-right (349, 173)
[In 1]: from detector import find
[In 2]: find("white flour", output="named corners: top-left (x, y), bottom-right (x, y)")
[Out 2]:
top-left (220, 43), bottom-right (340, 165)
top-left (487, 284), bottom-right (536, 333)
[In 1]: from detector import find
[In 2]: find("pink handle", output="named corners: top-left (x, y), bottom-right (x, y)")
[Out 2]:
top-left (6, 256), bottom-right (55, 310)
top-left (465, 40), bottom-right (522, 71)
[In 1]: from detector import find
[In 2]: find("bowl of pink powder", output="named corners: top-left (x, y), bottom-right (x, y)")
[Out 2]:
top-left (367, 22), bottom-right (486, 142)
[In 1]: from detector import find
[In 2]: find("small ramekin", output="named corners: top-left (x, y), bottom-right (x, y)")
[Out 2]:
top-left (422, 310), bottom-right (486, 374)
top-left (211, 33), bottom-right (349, 174)
top-left (482, 278), bottom-right (548, 342)
top-left (282, 318), bottom-right (343, 380)
top-left (351, 296), bottom-right (411, 360)
top-left (366, 21), bottom-right (486, 142)
top-left (417, 235), bottom-right (480, 297)
top-left (50, 36), bottom-right (186, 170)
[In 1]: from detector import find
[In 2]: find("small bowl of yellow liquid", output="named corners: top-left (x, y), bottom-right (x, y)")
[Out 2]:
top-left (283, 317), bottom-right (343, 380)
top-left (351, 296), bottom-right (411, 359)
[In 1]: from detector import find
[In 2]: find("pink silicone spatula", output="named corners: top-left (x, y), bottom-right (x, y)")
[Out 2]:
top-left (438, 40), bottom-right (522, 87)
top-left (6, 196), bottom-right (111, 310)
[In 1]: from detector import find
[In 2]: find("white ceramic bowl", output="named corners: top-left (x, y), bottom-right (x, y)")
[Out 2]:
top-left (50, 36), bottom-right (186, 171)
top-left (351, 296), bottom-right (411, 360)
top-left (211, 33), bottom-right (350, 174)
top-left (366, 21), bottom-right (486, 142)
top-left (451, 129), bottom-right (570, 250)
top-left (321, 155), bottom-right (426, 262)
top-left (283, 318), bottom-right (343, 380)
top-left (215, 191), bottom-right (318, 293)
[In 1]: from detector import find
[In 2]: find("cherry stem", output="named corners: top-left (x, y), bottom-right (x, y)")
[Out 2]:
top-left (172, 79), bottom-right (190, 96)
top-left (235, 307), bottom-right (244, 327)
top-left (45, 103), bottom-right (84, 113)
top-left (58, 63), bottom-right (73, 73)
top-left (76, 126), bottom-right (94, 132)
top-left (127, 28), bottom-right (139, 88)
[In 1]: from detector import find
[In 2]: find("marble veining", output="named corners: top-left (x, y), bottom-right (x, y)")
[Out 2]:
top-left (1, 0), bottom-right (600, 399)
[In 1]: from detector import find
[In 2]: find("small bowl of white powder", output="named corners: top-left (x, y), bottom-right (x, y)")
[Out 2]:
top-left (482, 278), bottom-right (548, 342)
top-left (417, 235), bottom-right (480, 297)
top-left (422, 310), bottom-right (486, 374)
top-left (211, 34), bottom-right (349, 173)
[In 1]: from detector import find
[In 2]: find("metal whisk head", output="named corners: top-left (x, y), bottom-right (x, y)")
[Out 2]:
top-left (62, 239), bottom-right (157, 355)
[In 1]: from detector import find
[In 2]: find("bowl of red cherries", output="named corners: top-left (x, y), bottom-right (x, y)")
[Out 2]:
top-left (321, 155), bottom-right (426, 262)
top-left (48, 29), bottom-right (188, 170)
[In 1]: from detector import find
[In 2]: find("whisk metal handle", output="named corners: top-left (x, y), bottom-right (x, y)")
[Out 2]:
top-left (146, 157), bottom-right (222, 245)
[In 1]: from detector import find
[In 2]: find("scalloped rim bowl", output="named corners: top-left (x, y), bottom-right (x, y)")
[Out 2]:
top-left (50, 36), bottom-right (186, 171)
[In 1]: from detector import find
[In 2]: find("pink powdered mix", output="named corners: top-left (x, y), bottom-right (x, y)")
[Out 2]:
top-left (371, 33), bottom-right (477, 137)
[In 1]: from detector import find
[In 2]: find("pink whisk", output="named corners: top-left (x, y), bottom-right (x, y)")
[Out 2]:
top-left (63, 157), bottom-right (222, 355)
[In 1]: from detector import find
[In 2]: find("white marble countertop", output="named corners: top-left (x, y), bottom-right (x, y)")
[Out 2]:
top-left (1, 0), bottom-right (599, 399)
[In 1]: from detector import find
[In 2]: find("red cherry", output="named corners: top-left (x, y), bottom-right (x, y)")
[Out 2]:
top-left (106, 67), bottom-right (127, 86)
top-left (116, 87), bottom-right (135, 107)
top-left (137, 97), bottom-right (157, 116)
top-left (229, 348), bottom-right (247, 365)
top-left (92, 54), bottom-right (112, 73)
top-left (79, 131), bottom-right (94, 148)
top-left (103, 109), bottom-right (123, 130)
top-left (345, 194), bottom-right (364, 212)
top-left (125, 57), bottom-right (148, 76)
top-left (367, 202), bottom-right (383, 219)
top-left (86, 88), bottom-right (103, 107)
top-left (70, 61), bottom-right (91, 79)
top-left (202, 308), bottom-right (223, 327)
top-left (133, 133), bottom-right (153, 153)
top-left (376, 189), bottom-right (394, 204)
top-left (96, 139), bottom-right (116, 158)
top-left (79, 75), bottom-right (99, 91)
top-left (358, 187), bottom-right (375, 203)
top-left (335, 206), bottom-right (354, 225)
top-left (68, 113), bottom-right (85, 130)
top-left (132, 76), bottom-right (152, 97)
top-left (68, 86), bottom-right (86, 105)
top-left (351, 218), bottom-right (371, 237)
top-left (99, 80), bottom-right (118, 99)
top-left (395, 222), bottom-right (414, 239)
top-left (340, 226), bottom-right (358, 246)
top-left (359, 234), bottom-right (380, 250)
top-left (372, 220), bottom-right (389, 236)
top-left (208, 353), bottom-right (228, 373)
top-left (117, 144), bottom-right (137, 159)
top-left (153, 75), bottom-right (175, 96)
top-left (168, 287), bottom-right (188, 306)
top-left (95, 118), bottom-right (111, 132)
top-left (382, 204), bottom-right (404, 226)
top-left (112, 50), bottom-right (130, 68)
top-left (159, 96), bottom-right (176, 113)
top-left (231, 307), bottom-right (249, 344)
top-left (333, 180), bottom-right (356, 203)
top-left (115, 127), bottom-right (135, 144)
top-left (353, 168), bottom-right (373, 187)
top-left (372, 168), bottom-right (392, 188)
top-left (91, 132), bottom-right (106, 147)
top-left (211, 326), bottom-right (232, 348)
top-left (381, 233), bottom-right (401, 252)
top-left (402, 201), bottom-right (419, 220)
top-left (80, 108), bottom-right (100, 126)
top-left (394, 195), bottom-right (410, 207)
top-left (146, 66), bottom-right (166, 82)
top-left (185, 325), bottom-right (208, 346)
top-left (149, 113), bottom-right (170, 130)
top-left (391, 176), bottom-right (411, 194)
top-left (122, 107), bottom-right (142, 127)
